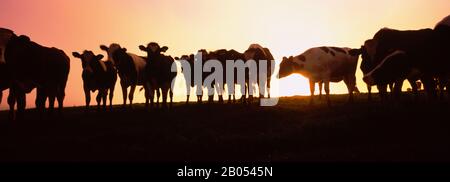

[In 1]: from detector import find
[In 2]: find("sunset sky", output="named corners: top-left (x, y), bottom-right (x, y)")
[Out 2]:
top-left (0, 0), bottom-right (449, 109)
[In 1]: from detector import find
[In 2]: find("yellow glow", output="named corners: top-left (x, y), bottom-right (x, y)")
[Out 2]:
top-left (0, 0), bottom-right (449, 109)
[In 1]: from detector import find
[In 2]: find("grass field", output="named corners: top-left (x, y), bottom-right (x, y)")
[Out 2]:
top-left (0, 92), bottom-right (449, 162)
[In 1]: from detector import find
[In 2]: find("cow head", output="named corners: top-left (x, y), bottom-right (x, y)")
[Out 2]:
top-left (359, 39), bottom-right (379, 75)
top-left (0, 28), bottom-right (16, 64)
top-left (100, 43), bottom-right (123, 66)
top-left (279, 56), bottom-right (304, 78)
top-left (139, 42), bottom-right (168, 60)
top-left (362, 50), bottom-right (408, 86)
top-left (72, 51), bottom-right (104, 75)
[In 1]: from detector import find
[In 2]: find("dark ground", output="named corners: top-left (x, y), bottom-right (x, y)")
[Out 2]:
top-left (0, 92), bottom-right (449, 162)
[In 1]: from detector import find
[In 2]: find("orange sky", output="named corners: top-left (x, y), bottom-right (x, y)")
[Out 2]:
top-left (0, 0), bottom-right (449, 109)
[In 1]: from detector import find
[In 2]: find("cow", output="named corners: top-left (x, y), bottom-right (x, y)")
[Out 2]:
top-left (357, 27), bottom-right (450, 100)
top-left (139, 42), bottom-right (177, 108)
top-left (349, 41), bottom-right (419, 101)
top-left (72, 50), bottom-right (117, 111)
top-left (279, 46), bottom-right (360, 106)
top-left (208, 49), bottom-right (247, 103)
top-left (359, 50), bottom-right (421, 100)
top-left (179, 50), bottom-right (217, 104)
top-left (100, 43), bottom-right (148, 108)
top-left (0, 28), bottom-right (70, 120)
top-left (243, 44), bottom-right (275, 104)
top-left (178, 54), bottom-right (199, 104)
top-left (434, 15), bottom-right (450, 99)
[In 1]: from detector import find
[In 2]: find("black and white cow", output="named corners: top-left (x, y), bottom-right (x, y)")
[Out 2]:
top-left (72, 50), bottom-right (117, 111)
top-left (139, 42), bottom-right (177, 108)
top-left (0, 28), bottom-right (70, 119)
top-left (357, 26), bottom-right (450, 100)
top-left (100, 43), bottom-right (148, 108)
top-left (279, 46), bottom-right (360, 105)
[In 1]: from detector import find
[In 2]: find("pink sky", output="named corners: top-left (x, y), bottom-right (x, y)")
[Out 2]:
top-left (1, 0), bottom-right (449, 109)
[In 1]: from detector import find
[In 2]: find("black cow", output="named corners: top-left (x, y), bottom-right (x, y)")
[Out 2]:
top-left (178, 54), bottom-right (200, 103)
top-left (349, 42), bottom-right (419, 101)
top-left (243, 44), bottom-right (275, 103)
top-left (100, 44), bottom-right (148, 108)
top-left (207, 49), bottom-right (247, 103)
top-left (72, 51), bottom-right (117, 111)
top-left (0, 28), bottom-right (70, 119)
top-left (355, 27), bottom-right (450, 100)
top-left (139, 42), bottom-right (177, 108)
top-left (179, 50), bottom-right (213, 104)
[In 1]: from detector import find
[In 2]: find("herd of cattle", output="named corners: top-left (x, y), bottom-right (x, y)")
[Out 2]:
top-left (0, 15), bottom-right (450, 119)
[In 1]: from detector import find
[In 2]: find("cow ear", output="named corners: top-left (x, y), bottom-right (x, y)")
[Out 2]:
top-left (139, 45), bottom-right (147, 52)
top-left (100, 45), bottom-right (108, 51)
top-left (72, 52), bottom-right (82, 58)
top-left (349, 48), bottom-right (362, 56)
top-left (96, 54), bottom-right (104, 60)
top-left (160, 46), bottom-right (168, 53)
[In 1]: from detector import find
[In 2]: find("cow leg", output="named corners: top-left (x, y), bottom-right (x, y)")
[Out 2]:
top-left (36, 87), bottom-right (46, 118)
top-left (102, 89), bottom-right (107, 111)
top-left (57, 89), bottom-right (65, 116)
top-left (169, 88), bottom-right (174, 108)
top-left (197, 88), bottom-right (202, 104)
top-left (218, 82), bottom-right (224, 104)
top-left (408, 79), bottom-right (419, 101)
top-left (156, 88), bottom-right (161, 108)
top-left (377, 84), bottom-right (388, 102)
top-left (393, 80), bottom-right (404, 100)
top-left (16, 92), bottom-right (26, 120)
top-left (208, 83), bottom-right (215, 103)
top-left (367, 85), bottom-right (372, 101)
top-left (7, 91), bottom-right (16, 121)
top-left (422, 76), bottom-right (437, 101)
top-left (318, 81), bottom-right (323, 100)
top-left (129, 85), bottom-right (136, 108)
top-left (96, 90), bottom-right (102, 111)
top-left (48, 94), bottom-right (56, 116)
top-left (84, 87), bottom-right (91, 111)
top-left (149, 87), bottom-right (155, 108)
top-left (109, 86), bottom-right (115, 111)
top-left (144, 86), bottom-right (150, 109)
top-left (267, 78), bottom-right (271, 99)
top-left (161, 87), bottom-right (169, 109)
top-left (121, 83), bottom-right (128, 108)
top-left (258, 84), bottom-right (264, 104)
top-left (309, 79), bottom-right (315, 105)
top-left (324, 81), bottom-right (331, 106)
top-left (344, 75), bottom-right (356, 103)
